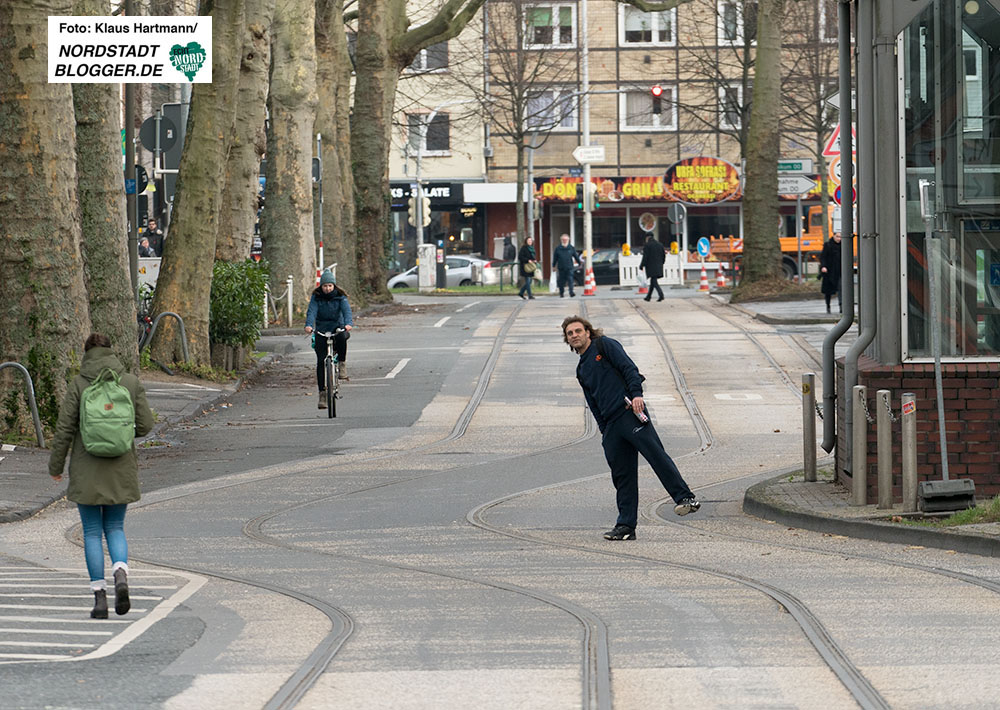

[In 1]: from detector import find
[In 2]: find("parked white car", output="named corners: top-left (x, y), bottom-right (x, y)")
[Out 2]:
top-left (387, 256), bottom-right (508, 288)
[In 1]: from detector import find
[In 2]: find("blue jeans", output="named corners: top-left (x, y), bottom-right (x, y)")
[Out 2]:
top-left (77, 504), bottom-right (128, 583)
top-left (601, 414), bottom-right (693, 528)
top-left (518, 273), bottom-right (533, 298)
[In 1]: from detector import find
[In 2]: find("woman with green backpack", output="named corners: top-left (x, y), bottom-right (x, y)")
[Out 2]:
top-left (48, 333), bottom-right (154, 619)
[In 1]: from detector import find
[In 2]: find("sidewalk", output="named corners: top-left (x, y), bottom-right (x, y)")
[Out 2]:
top-left (0, 352), bottom-right (283, 524)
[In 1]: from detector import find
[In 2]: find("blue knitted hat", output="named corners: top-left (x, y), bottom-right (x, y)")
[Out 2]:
top-left (320, 270), bottom-right (335, 285)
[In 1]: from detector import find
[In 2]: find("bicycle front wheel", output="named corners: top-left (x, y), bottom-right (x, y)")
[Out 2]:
top-left (325, 358), bottom-right (335, 417)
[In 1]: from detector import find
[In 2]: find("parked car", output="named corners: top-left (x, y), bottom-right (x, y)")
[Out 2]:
top-left (589, 249), bottom-right (621, 285)
top-left (387, 256), bottom-right (503, 289)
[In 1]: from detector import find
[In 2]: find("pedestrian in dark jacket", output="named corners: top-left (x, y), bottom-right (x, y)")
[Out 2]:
top-left (819, 232), bottom-right (843, 313)
top-left (552, 233), bottom-right (580, 298)
top-left (503, 236), bottom-right (516, 262)
top-left (48, 333), bottom-right (155, 619)
top-left (639, 234), bottom-right (666, 302)
top-left (562, 316), bottom-right (700, 540)
top-left (518, 236), bottom-right (537, 300)
top-left (305, 269), bottom-right (354, 406)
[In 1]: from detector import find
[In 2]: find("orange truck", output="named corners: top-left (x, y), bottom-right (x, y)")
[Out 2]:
top-left (709, 205), bottom-right (838, 279)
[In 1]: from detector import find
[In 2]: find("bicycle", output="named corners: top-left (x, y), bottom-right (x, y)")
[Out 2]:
top-left (314, 328), bottom-right (346, 418)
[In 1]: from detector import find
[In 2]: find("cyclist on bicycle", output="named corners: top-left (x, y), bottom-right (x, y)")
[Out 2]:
top-left (304, 270), bottom-right (353, 409)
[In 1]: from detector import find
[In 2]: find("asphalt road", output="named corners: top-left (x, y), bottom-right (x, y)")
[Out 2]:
top-left (2, 294), bottom-right (999, 709)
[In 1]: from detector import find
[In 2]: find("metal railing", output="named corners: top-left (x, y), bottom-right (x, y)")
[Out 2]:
top-left (0, 362), bottom-right (45, 448)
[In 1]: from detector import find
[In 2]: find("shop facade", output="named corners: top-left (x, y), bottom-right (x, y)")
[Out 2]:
top-left (389, 182), bottom-right (485, 272)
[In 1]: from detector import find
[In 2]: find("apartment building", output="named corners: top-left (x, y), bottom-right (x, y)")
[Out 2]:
top-left (388, 0), bottom-right (840, 273)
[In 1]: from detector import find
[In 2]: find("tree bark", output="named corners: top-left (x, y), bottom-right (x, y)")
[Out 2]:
top-left (0, 0), bottom-right (92, 437)
top-left (150, 0), bottom-right (245, 365)
top-left (739, 0), bottom-right (785, 285)
top-left (261, 0), bottom-right (318, 315)
top-left (217, 0), bottom-right (274, 262)
top-left (351, 0), bottom-right (408, 304)
top-left (73, 0), bottom-right (139, 371)
top-left (315, 0), bottom-right (359, 299)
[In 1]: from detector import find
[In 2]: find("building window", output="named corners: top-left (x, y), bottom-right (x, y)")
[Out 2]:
top-left (526, 87), bottom-right (577, 130)
top-left (526, 4), bottom-right (575, 48)
top-left (621, 86), bottom-right (676, 131)
top-left (819, 0), bottom-right (838, 42)
top-left (718, 1), bottom-right (756, 44)
top-left (408, 41), bottom-right (449, 72)
top-left (407, 113), bottom-right (450, 154)
top-left (620, 6), bottom-right (675, 46)
top-left (719, 85), bottom-right (742, 129)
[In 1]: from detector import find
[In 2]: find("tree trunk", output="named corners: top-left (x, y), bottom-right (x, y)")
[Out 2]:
top-left (150, 0), bottom-right (245, 365)
top-left (515, 146), bottom-right (527, 247)
top-left (217, 0), bottom-right (274, 262)
top-left (0, 0), bottom-right (92, 437)
top-left (351, 0), bottom-right (409, 304)
top-left (315, 0), bottom-right (359, 299)
top-left (73, 0), bottom-right (139, 372)
top-left (739, 0), bottom-right (785, 285)
top-left (261, 0), bottom-right (318, 316)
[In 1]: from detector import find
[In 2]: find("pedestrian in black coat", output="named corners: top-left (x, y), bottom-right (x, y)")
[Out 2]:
top-left (819, 232), bottom-right (843, 313)
top-left (639, 235), bottom-right (666, 302)
top-left (517, 237), bottom-right (537, 300)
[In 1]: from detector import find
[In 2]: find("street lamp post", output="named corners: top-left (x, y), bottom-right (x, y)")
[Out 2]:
top-left (580, 0), bottom-right (593, 290)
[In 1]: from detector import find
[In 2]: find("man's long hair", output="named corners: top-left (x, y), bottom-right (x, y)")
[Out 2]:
top-left (561, 315), bottom-right (602, 350)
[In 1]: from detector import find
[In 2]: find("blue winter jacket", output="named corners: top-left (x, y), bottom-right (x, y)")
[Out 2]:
top-left (575, 336), bottom-right (645, 433)
top-left (305, 287), bottom-right (353, 332)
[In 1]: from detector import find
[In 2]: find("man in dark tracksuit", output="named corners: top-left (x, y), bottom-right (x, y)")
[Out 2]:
top-left (552, 233), bottom-right (580, 298)
top-left (563, 315), bottom-right (700, 540)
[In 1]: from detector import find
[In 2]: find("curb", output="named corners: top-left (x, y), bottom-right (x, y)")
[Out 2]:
top-left (0, 492), bottom-right (66, 525)
top-left (743, 474), bottom-right (1000, 558)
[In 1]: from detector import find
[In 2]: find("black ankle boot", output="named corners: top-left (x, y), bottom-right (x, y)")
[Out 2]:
top-left (114, 568), bottom-right (130, 616)
top-left (91, 589), bottom-right (108, 619)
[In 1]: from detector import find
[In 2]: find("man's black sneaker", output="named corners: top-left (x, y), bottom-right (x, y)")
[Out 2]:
top-left (674, 497), bottom-right (701, 516)
top-left (603, 524), bottom-right (636, 540)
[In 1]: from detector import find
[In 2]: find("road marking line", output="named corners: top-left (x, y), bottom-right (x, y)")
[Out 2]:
top-left (0, 593), bottom-right (161, 601)
top-left (456, 301), bottom-right (480, 312)
top-left (433, 317), bottom-right (450, 328)
top-left (0, 616), bottom-right (129, 625)
top-left (385, 358), bottom-right (411, 379)
top-left (0, 640), bottom-right (96, 648)
top-left (0, 584), bottom-right (177, 590)
top-left (0, 628), bottom-right (113, 636)
top-left (0, 604), bottom-right (149, 612)
top-left (0, 653), bottom-right (72, 660)
top-left (714, 393), bottom-right (764, 401)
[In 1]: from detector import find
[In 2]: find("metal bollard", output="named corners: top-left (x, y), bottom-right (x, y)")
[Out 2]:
top-left (877, 389), bottom-right (893, 509)
top-left (851, 385), bottom-right (868, 506)
top-left (263, 289), bottom-right (269, 329)
top-left (286, 275), bottom-right (294, 328)
top-left (901, 393), bottom-right (918, 513)
top-left (802, 373), bottom-right (817, 482)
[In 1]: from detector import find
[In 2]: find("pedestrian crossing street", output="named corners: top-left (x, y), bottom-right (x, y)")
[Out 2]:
top-left (0, 565), bottom-right (205, 663)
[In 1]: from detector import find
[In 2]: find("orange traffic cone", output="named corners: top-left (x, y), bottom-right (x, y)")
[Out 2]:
top-left (637, 275), bottom-right (648, 296)
top-left (698, 263), bottom-right (710, 292)
top-left (584, 267), bottom-right (597, 296)
top-left (716, 266), bottom-right (727, 289)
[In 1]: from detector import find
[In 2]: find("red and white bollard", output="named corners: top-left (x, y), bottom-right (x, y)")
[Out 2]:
top-left (698, 263), bottom-right (710, 292)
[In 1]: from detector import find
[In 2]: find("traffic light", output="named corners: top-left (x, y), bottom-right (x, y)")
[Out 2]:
top-left (575, 182), bottom-right (599, 211)
top-left (407, 195), bottom-right (418, 226)
top-left (531, 198), bottom-right (542, 220)
top-left (421, 194), bottom-right (431, 227)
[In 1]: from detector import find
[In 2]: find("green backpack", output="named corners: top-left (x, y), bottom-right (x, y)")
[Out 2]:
top-left (79, 368), bottom-right (135, 457)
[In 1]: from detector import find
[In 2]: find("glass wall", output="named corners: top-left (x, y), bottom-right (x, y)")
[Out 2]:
top-left (902, 0), bottom-right (1000, 358)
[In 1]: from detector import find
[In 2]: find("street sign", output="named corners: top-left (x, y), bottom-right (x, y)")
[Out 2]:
top-left (134, 165), bottom-right (149, 194)
top-left (990, 263), bottom-right (1000, 286)
top-left (822, 124), bottom-right (857, 157)
top-left (568, 166), bottom-right (583, 177)
top-left (778, 159), bottom-right (814, 174)
top-left (696, 237), bottom-right (711, 258)
top-left (124, 178), bottom-right (136, 195)
top-left (572, 144), bottom-right (606, 164)
top-left (139, 115), bottom-right (177, 152)
top-left (778, 175), bottom-right (817, 195)
top-left (667, 202), bottom-right (686, 224)
top-left (826, 91), bottom-right (856, 111)
top-left (833, 185), bottom-right (856, 205)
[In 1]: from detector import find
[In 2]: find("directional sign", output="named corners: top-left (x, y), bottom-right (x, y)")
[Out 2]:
top-left (572, 144), bottom-right (606, 164)
top-left (826, 91), bottom-right (856, 111)
top-left (778, 175), bottom-right (817, 195)
top-left (778, 159), bottom-right (814, 174)
top-left (696, 237), bottom-right (711, 258)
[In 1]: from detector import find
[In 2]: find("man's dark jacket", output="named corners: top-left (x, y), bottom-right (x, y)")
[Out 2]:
top-left (552, 244), bottom-right (579, 272)
top-left (639, 238), bottom-right (666, 279)
top-left (576, 336), bottom-right (645, 433)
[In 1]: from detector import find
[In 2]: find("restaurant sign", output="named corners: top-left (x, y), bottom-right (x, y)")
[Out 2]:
top-left (663, 157), bottom-right (741, 205)
top-left (535, 175), bottom-right (671, 202)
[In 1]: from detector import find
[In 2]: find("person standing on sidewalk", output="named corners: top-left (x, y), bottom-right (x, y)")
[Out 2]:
top-left (639, 234), bottom-right (666, 302)
top-left (48, 333), bottom-right (154, 618)
top-left (518, 235), bottom-right (537, 300)
top-left (562, 316), bottom-right (700, 540)
top-left (552, 233), bottom-right (580, 298)
top-left (819, 232), bottom-right (843, 314)
top-left (305, 269), bottom-right (354, 407)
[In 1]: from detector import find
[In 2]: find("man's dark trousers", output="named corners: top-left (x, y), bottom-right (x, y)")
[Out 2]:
top-left (646, 277), bottom-right (664, 301)
top-left (601, 413), bottom-right (692, 528)
top-left (557, 268), bottom-right (575, 297)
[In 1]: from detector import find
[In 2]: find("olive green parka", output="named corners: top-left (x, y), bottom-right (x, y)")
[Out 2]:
top-left (47, 347), bottom-right (154, 505)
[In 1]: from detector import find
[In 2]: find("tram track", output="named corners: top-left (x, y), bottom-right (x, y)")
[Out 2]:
top-left (60, 299), bottom-right (620, 709)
